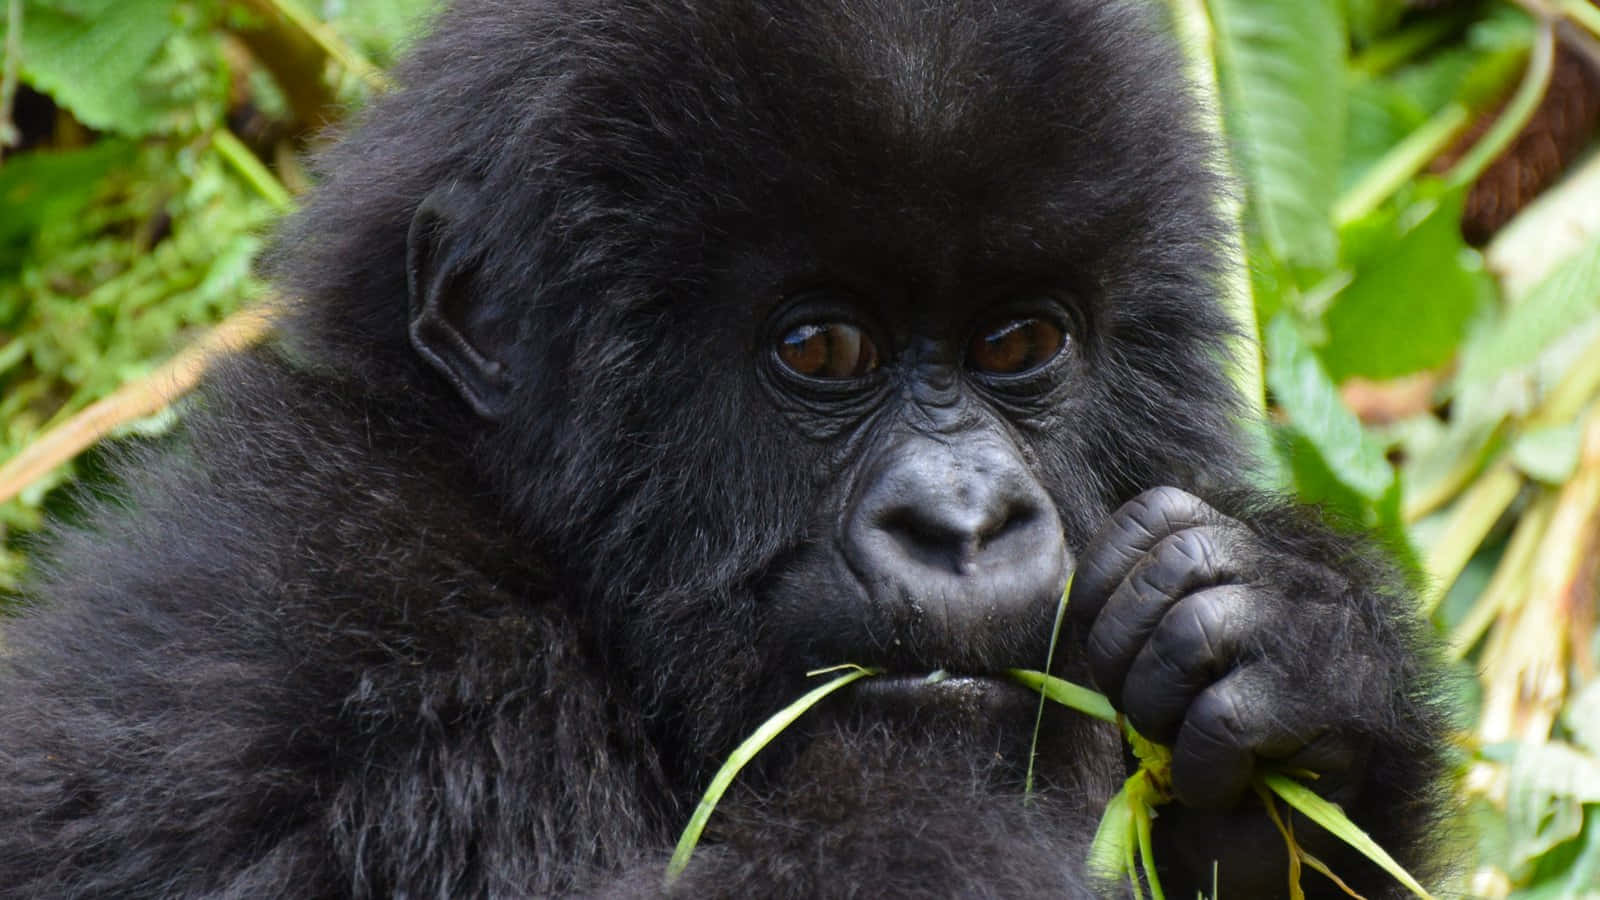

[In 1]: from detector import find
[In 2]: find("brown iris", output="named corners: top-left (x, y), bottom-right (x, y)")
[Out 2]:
top-left (777, 323), bottom-right (880, 379)
top-left (968, 318), bottom-right (1066, 375)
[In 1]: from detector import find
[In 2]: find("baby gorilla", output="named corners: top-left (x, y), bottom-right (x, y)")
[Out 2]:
top-left (0, 0), bottom-right (1450, 897)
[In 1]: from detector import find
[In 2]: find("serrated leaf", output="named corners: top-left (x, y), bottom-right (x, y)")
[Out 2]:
top-left (1321, 188), bottom-right (1494, 381)
top-left (19, 0), bottom-right (180, 136)
top-left (1209, 0), bottom-right (1344, 271)
top-left (1266, 314), bottom-right (1396, 501)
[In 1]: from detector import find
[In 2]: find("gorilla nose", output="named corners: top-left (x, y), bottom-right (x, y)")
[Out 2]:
top-left (845, 437), bottom-right (1069, 628)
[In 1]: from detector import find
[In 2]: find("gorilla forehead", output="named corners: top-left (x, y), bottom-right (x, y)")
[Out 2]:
top-left (276, 0), bottom-right (1222, 355)
top-left (535, 0), bottom-right (1205, 264)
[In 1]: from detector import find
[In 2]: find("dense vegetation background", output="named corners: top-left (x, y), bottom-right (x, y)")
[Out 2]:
top-left (0, 0), bottom-right (1596, 895)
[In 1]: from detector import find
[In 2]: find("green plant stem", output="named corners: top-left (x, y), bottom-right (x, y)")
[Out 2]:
top-left (213, 130), bottom-right (294, 211)
top-left (1449, 492), bottom-right (1553, 659)
top-left (1420, 461), bottom-right (1524, 616)
top-left (1023, 578), bottom-right (1073, 798)
top-left (1335, 104), bottom-right (1471, 227)
top-left (257, 0), bottom-right (391, 93)
top-left (1446, 22), bottom-right (1556, 189)
top-left (1558, 0), bottom-right (1600, 41)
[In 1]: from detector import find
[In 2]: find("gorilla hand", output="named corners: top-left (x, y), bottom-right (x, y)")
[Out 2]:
top-left (1068, 486), bottom-right (1375, 812)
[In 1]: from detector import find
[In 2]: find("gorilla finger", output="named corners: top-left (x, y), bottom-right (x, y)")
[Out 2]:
top-left (1120, 584), bottom-right (1257, 744)
top-left (1068, 486), bottom-right (1222, 628)
top-left (1170, 669), bottom-right (1305, 811)
top-left (1085, 526), bottom-right (1242, 704)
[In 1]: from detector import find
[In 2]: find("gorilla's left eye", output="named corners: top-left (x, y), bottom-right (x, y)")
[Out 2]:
top-left (777, 323), bottom-right (881, 379)
top-left (968, 317), bottom-right (1067, 375)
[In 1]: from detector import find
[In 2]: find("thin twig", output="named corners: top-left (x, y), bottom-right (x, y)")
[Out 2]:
top-left (0, 307), bottom-right (276, 505)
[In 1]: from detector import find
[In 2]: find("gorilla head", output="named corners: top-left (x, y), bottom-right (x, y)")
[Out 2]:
top-left (275, 0), bottom-right (1243, 767)
top-left (0, 1), bottom-right (1448, 897)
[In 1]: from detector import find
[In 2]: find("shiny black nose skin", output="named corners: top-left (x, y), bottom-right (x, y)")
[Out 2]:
top-left (843, 435), bottom-right (1070, 631)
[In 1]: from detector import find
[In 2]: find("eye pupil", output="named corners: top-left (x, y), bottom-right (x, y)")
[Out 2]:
top-left (777, 323), bottom-right (880, 379)
top-left (970, 318), bottom-right (1066, 375)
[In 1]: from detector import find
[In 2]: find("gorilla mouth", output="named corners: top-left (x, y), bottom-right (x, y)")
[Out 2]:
top-left (845, 671), bottom-right (1041, 726)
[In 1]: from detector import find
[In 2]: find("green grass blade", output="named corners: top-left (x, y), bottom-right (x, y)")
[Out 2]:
top-left (1133, 791), bottom-right (1166, 900)
top-left (1008, 669), bottom-right (1118, 723)
top-left (1024, 575), bottom-right (1074, 797)
top-left (664, 665), bottom-right (878, 884)
top-left (1261, 773), bottom-right (1436, 900)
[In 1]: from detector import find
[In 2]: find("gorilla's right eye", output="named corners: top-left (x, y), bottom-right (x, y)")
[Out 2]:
top-left (776, 323), bottom-right (881, 379)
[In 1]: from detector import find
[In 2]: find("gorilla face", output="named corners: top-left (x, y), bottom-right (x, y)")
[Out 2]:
top-left (396, 0), bottom-right (1244, 775)
top-left (756, 293), bottom-right (1078, 672)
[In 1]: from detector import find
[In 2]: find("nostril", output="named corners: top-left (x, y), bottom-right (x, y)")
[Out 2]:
top-left (876, 497), bottom-right (1042, 575)
top-left (878, 506), bottom-right (974, 573)
top-left (978, 503), bottom-right (1036, 549)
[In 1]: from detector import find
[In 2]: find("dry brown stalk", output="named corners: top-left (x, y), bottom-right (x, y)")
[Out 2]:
top-left (0, 307), bottom-right (275, 506)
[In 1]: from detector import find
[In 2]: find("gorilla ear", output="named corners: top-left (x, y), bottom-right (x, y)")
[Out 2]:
top-left (407, 182), bottom-right (515, 420)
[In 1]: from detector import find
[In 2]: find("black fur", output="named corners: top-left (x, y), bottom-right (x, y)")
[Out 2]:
top-left (0, 1), bottom-right (1452, 897)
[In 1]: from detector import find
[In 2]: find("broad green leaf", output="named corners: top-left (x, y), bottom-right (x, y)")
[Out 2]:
top-left (1321, 187), bottom-right (1494, 381)
top-left (20, 0), bottom-right (180, 135)
top-left (1266, 314), bottom-right (1396, 502)
top-left (1208, 0), bottom-right (1344, 272)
